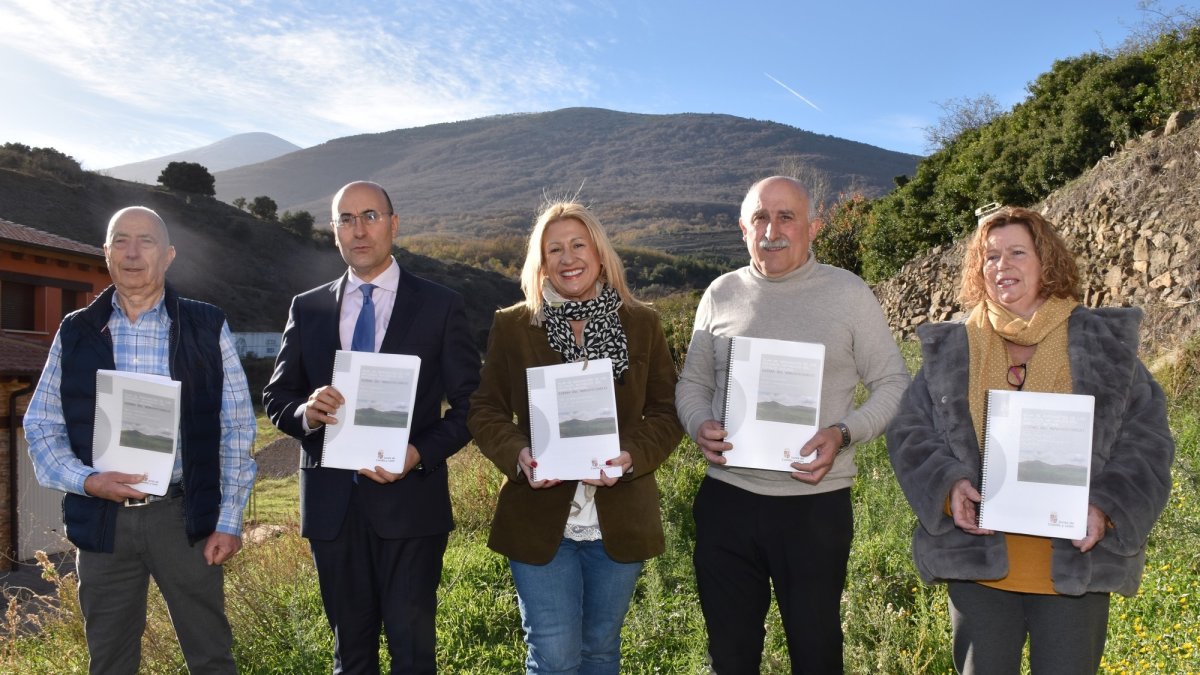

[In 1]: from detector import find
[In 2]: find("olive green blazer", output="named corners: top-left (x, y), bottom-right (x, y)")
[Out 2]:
top-left (468, 302), bottom-right (684, 564)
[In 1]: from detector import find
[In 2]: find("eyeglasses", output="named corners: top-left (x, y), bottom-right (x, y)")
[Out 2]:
top-left (332, 210), bottom-right (391, 229)
top-left (1007, 363), bottom-right (1027, 391)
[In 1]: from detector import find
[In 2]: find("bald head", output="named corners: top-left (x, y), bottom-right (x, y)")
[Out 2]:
top-left (107, 206), bottom-right (170, 247)
top-left (331, 181), bottom-right (400, 282)
top-left (738, 175), bottom-right (818, 278)
top-left (740, 176), bottom-right (813, 222)
top-left (103, 205), bottom-right (176, 318)
top-left (331, 181), bottom-right (394, 222)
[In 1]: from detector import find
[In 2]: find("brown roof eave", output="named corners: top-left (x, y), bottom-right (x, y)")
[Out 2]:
top-left (0, 239), bottom-right (107, 265)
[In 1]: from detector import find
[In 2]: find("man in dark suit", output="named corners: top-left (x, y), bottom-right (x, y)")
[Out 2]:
top-left (264, 181), bottom-right (480, 674)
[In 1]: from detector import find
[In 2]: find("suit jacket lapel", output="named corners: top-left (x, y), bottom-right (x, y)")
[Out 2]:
top-left (380, 270), bottom-right (423, 353)
top-left (317, 275), bottom-right (348, 355)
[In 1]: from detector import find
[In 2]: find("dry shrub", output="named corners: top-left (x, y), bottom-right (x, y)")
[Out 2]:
top-left (448, 444), bottom-right (504, 534)
top-left (0, 551), bottom-right (88, 671)
top-left (1153, 336), bottom-right (1200, 406)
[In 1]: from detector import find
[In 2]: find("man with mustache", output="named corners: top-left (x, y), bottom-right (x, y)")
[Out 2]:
top-left (675, 176), bottom-right (909, 673)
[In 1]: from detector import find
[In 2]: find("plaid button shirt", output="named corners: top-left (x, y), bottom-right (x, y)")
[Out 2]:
top-left (24, 293), bottom-right (257, 536)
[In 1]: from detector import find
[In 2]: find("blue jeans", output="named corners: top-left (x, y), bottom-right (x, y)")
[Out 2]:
top-left (509, 538), bottom-right (643, 675)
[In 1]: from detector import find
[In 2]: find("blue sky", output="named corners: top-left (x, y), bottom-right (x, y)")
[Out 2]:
top-left (1, 0), bottom-right (1192, 169)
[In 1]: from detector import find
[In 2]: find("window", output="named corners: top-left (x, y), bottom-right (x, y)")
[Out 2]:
top-left (1, 280), bottom-right (36, 330)
top-left (61, 289), bottom-right (83, 319)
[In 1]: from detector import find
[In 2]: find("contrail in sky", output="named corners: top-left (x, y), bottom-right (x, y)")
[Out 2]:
top-left (764, 72), bottom-right (822, 112)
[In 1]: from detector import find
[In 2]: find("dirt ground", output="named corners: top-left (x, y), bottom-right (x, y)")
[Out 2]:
top-left (253, 436), bottom-right (301, 478)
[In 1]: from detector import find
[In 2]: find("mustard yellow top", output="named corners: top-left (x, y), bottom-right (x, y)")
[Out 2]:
top-left (965, 297), bottom-right (1078, 594)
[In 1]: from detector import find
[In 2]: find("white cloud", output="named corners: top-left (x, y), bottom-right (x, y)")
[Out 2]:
top-left (0, 0), bottom-right (606, 164)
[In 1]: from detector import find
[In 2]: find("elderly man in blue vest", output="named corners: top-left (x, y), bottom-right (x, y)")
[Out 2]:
top-left (24, 206), bottom-right (257, 674)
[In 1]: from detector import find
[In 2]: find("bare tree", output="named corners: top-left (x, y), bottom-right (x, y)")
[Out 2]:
top-left (779, 157), bottom-right (832, 218)
top-left (1115, 1), bottom-right (1200, 53)
top-left (923, 94), bottom-right (1003, 153)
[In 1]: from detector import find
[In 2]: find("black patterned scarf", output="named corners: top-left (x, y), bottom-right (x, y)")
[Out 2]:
top-left (541, 281), bottom-right (630, 379)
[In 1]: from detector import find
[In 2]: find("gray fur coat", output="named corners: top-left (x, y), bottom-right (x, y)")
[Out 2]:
top-left (886, 306), bottom-right (1174, 596)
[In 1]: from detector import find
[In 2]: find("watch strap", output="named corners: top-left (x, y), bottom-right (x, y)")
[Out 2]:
top-left (832, 422), bottom-right (851, 449)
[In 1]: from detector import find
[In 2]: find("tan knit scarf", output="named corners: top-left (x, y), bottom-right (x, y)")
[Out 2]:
top-left (965, 296), bottom-right (1078, 448)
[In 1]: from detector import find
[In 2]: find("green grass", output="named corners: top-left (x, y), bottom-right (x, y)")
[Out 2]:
top-left (254, 415), bottom-right (288, 447)
top-left (245, 475), bottom-right (300, 526)
top-left (4, 342), bottom-right (1199, 673)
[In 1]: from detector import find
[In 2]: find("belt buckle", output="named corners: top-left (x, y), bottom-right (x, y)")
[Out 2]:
top-left (124, 496), bottom-right (150, 507)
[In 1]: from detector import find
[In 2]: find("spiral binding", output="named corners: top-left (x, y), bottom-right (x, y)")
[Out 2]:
top-left (319, 350), bottom-right (349, 469)
top-left (721, 337), bottom-right (740, 430)
top-left (527, 371), bottom-right (539, 481)
top-left (976, 390), bottom-right (995, 528)
top-left (92, 373), bottom-right (106, 458)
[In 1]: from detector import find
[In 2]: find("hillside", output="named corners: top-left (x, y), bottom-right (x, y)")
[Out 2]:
top-left (214, 108), bottom-right (920, 262)
top-left (104, 132), bottom-right (302, 184)
top-left (0, 169), bottom-right (519, 347)
top-left (874, 110), bottom-right (1199, 350)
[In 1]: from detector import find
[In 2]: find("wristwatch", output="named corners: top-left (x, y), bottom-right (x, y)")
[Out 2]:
top-left (832, 422), bottom-right (851, 449)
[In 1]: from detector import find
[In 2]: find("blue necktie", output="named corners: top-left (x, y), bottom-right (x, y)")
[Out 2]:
top-left (351, 284), bottom-right (376, 352)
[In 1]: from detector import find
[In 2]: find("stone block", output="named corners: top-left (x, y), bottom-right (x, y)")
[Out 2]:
top-left (1133, 238), bottom-right (1149, 262)
top-left (1150, 272), bottom-right (1174, 289)
top-left (1164, 110), bottom-right (1190, 136)
top-left (1149, 250), bottom-right (1173, 276)
top-left (1104, 264), bottom-right (1123, 288)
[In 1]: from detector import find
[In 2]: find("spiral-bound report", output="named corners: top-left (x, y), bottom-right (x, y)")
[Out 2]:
top-left (720, 336), bottom-right (825, 471)
top-left (321, 350), bottom-right (421, 471)
top-left (977, 389), bottom-right (1095, 539)
top-left (526, 358), bottom-right (622, 481)
top-left (91, 370), bottom-right (181, 495)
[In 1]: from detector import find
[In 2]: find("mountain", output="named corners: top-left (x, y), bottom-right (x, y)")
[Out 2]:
top-left (213, 108), bottom-right (920, 261)
top-left (103, 133), bottom-right (302, 184)
top-left (0, 169), bottom-right (519, 347)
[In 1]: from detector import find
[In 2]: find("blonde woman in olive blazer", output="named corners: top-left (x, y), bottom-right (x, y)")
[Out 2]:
top-left (468, 201), bottom-right (683, 674)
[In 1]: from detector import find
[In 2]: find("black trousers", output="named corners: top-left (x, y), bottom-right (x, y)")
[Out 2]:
top-left (310, 484), bottom-right (449, 675)
top-left (693, 477), bottom-right (853, 675)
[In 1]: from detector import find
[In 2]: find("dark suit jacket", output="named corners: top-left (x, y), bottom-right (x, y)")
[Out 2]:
top-left (264, 266), bottom-right (480, 541)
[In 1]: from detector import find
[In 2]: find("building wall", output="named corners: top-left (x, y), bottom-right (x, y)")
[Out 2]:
top-left (0, 378), bottom-right (31, 560)
top-left (0, 246), bottom-right (110, 344)
top-left (1, 376), bottom-right (70, 563)
top-left (233, 332), bottom-right (283, 359)
top-left (1, 227), bottom-right (108, 562)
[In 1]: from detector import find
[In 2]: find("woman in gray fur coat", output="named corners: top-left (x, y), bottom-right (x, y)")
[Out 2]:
top-left (886, 207), bottom-right (1174, 675)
